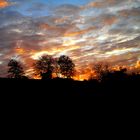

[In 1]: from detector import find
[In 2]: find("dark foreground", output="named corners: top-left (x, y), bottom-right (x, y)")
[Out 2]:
top-left (0, 76), bottom-right (140, 97)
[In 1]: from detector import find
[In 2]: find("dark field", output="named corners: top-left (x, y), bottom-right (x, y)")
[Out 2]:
top-left (0, 76), bottom-right (140, 97)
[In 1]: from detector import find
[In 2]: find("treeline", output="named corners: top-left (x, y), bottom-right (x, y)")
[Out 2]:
top-left (7, 55), bottom-right (75, 79)
top-left (6, 54), bottom-right (140, 81)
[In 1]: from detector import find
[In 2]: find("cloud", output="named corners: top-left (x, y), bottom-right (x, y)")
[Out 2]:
top-left (83, 0), bottom-right (125, 9)
top-left (28, 2), bottom-right (48, 11)
top-left (0, 0), bottom-right (140, 77)
top-left (64, 26), bottom-right (96, 37)
top-left (118, 7), bottom-right (140, 17)
top-left (54, 4), bottom-right (81, 16)
top-left (0, 0), bottom-right (10, 8)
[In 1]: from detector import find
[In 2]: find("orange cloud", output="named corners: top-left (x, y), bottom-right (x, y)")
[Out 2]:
top-left (87, 2), bottom-right (104, 8)
top-left (82, 0), bottom-right (119, 9)
top-left (103, 16), bottom-right (118, 25)
top-left (39, 23), bottom-right (51, 29)
top-left (15, 47), bottom-right (26, 55)
top-left (86, 0), bottom-right (114, 8)
top-left (64, 27), bottom-right (96, 37)
top-left (135, 61), bottom-right (140, 68)
top-left (39, 23), bottom-right (58, 30)
top-left (0, 0), bottom-right (10, 8)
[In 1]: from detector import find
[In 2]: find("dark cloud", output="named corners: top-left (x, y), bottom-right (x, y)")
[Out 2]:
top-left (0, 11), bottom-right (25, 27)
top-left (118, 7), bottom-right (140, 17)
top-left (0, 0), bottom-right (140, 77)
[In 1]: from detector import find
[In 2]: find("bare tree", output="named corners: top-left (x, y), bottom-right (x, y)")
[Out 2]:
top-left (93, 62), bottom-right (109, 81)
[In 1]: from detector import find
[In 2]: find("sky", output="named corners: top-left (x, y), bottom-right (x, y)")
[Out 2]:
top-left (0, 0), bottom-right (140, 78)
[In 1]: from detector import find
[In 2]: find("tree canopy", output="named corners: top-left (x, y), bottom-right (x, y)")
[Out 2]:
top-left (58, 55), bottom-right (75, 78)
top-left (33, 55), bottom-right (56, 79)
top-left (8, 59), bottom-right (24, 79)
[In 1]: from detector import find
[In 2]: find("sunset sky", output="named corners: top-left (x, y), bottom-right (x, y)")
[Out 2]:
top-left (0, 0), bottom-right (140, 77)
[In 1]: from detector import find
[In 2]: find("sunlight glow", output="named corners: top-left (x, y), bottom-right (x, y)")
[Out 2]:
top-left (0, 0), bottom-right (140, 79)
top-left (31, 51), bottom-right (54, 60)
top-left (0, 0), bottom-right (9, 8)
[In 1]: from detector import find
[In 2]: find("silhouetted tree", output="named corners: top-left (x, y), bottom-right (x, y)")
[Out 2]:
top-left (8, 59), bottom-right (25, 79)
top-left (33, 55), bottom-right (55, 79)
top-left (93, 62), bottom-right (109, 81)
top-left (53, 58), bottom-right (60, 78)
top-left (58, 55), bottom-right (75, 78)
